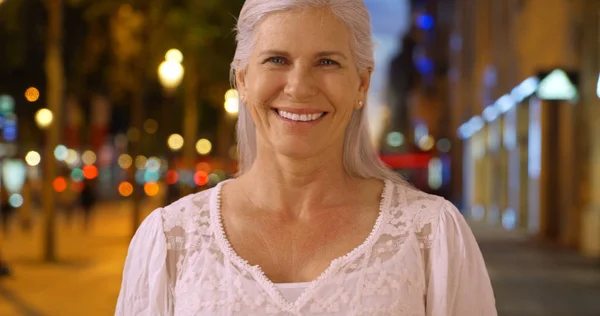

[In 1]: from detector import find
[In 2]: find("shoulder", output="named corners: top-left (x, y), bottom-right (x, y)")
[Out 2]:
top-left (160, 187), bottom-right (215, 232)
top-left (385, 181), bottom-right (466, 243)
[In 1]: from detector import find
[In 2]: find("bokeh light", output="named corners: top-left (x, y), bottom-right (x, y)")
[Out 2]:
top-left (196, 162), bottom-right (212, 173)
top-left (71, 180), bottom-right (84, 192)
top-left (165, 170), bottom-right (179, 185)
top-left (144, 182), bottom-right (160, 197)
top-left (144, 170), bottom-right (160, 183)
top-left (194, 170), bottom-right (209, 186)
top-left (167, 134), bottom-right (184, 151)
top-left (82, 150), bottom-right (97, 165)
top-left (83, 165), bottom-right (98, 179)
top-left (53, 177), bottom-right (67, 192)
top-left (118, 154), bottom-right (133, 169)
top-left (71, 168), bottom-right (84, 181)
top-left (65, 149), bottom-right (80, 165)
top-left (54, 145), bottom-right (68, 161)
top-left (145, 157), bottom-right (161, 171)
top-left (224, 98), bottom-right (239, 114)
top-left (118, 181), bottom-right (134, 197)
top-left (143, 119), bottom-right (159, 134)
top-left (135, 155), bottom-right (147, 170)
top-left (25, 151), bottom-right (41, 166)
top-left (418, 135), bottom-right (435, 151)
top-left (8, 193), bottom-right (23, 208)
top-left (127, 127), bottom-right (141, 142)
top-left (25, 87), bottom-right (40, 102)
top-left (165, 48), bottom-right (183, 63)
top-left (35, 108), bottom-right (54, 128)
top-left (196, 139), bottom-right (212, 155)
top-left (225, 89), bottom-right (239, 101)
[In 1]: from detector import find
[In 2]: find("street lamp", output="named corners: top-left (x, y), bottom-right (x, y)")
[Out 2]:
top-left (35, 108), bottom-right (54, 129)
top-left (158, 49), bottom-right (184, 93)
top-left (224, 89), bottom-right (239, 116)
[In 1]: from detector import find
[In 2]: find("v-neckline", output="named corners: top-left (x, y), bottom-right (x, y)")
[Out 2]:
top-left (209, 179), bottom-right (392, 312)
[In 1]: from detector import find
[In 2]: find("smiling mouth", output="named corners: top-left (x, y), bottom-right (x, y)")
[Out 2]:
top-left (273, 109), bottom-right (327, 122)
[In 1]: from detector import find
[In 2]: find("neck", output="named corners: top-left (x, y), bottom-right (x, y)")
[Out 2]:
top-left (237, 144), bottom-right (362, 219)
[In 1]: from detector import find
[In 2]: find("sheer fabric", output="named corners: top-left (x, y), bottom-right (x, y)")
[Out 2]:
top-left (116, 180), bottom-right (497, 315)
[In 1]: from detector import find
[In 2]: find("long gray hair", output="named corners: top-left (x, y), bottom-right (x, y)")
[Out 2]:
top-left (230, 0), bottom-right (406, 184)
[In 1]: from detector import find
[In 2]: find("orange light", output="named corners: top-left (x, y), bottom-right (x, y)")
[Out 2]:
top-left (144, 182), bottom-right (160, 197)
top-left (53, 177), bottom-right (67, 192)
top-left (196, 162), bottom-right (212, 173)
top-left (25, 87), bottom-right (40, 102)
top-left (165, 170), bottom-right (179, 185)
top-left (71, 180), bottom-right (84, 192)
top-left (82, 165), bottom-right (98, 179)
top-left (194, 171), bottom-right (209, 186)
top-left (119, 181), bottom-right (134, 197)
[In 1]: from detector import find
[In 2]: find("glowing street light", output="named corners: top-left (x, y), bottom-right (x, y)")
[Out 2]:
top-left (196, 138), bottom-right (212, 155)
top-left (165, 48), bottom-right (183, 63)
top-left (25, 151), bottom-right (42, 166)
top-left (224, 98), bottom-right (239, 115)
top-left (167, 133), bottom-right (184, 151)
top-left (158, 49), bottom-right (184, 93)
top-left (35, 108), bottom-right (54, 129)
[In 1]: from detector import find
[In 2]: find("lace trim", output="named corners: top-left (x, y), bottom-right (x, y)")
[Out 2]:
top-left (209, 179), bottom-right (393, 313)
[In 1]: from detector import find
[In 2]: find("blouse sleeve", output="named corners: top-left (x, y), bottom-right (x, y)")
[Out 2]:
top-left (115, 209), bottom-right (171, 316)
top-left (425, 200), bottom-right (497, 316)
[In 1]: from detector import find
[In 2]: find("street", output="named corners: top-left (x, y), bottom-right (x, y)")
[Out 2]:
top-left (0, 202), bottom-right (598, 316)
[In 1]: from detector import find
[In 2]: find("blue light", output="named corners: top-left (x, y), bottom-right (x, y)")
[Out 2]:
top-left (3, 121), bottom-right (17, 142)
top-left (416, 14), bottom-right (434, 30)
top-left (415, 56), bottom-right (434, 74)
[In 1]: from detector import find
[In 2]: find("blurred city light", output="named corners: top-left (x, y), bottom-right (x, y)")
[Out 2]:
top-left (208, 173), bottom-right (221, 186)
top-left (495, 94), bottom-right (515, 114)
top-left (118, 181), bottom-right (134, 197)
top-left (54, 145), bottom-right (68, 161)
top-left (436, 138), bottom-right (452, 153)
top-left (510, 76), bottom-right (539, 102)
top-left (53, 177), bottom-right (67, 193)
top-left (0, 95), bottom-right (15, 114)
top-left (536, 69), bottom-right (578, 101)
top-left (418, 135), bottom-right (435, 151)
top-left (482, 105), bottom-right (499, 122)
top-left (158, 60), bottom-right (184, 91)
top-left (135, 155), bottom-right (148, 170)
top-left (81, 150), bottom-right (97, 165)
top-left (144, 182), bottom-right (160, 197)
top-left (71, 168), bottom-right (84, 181)
top-left (386, 131), bottom-right (404, 147)
top-left (428, 157), bottom-right (443, 190)
top-left (143, 119), bottom-right (159, 134)
top-left (165, 170), bottom-right (179, 185)
top-left (196, 162), bottom-right (212, 172)
top-left (597, 73), bottom-right (600, 98)
top-left (118, 154), bottom-right (133, 169)
top-left (194, 170), bottom-right (209, 186)
top-left (25, 87), bottom-right (40, 102)
top-left (167, 134), bottom-right (184, 151)
top-left (83, 165), bottom-right (98, 179)
top-left (145, 157), bottom-right (161, 171)
top-left (143, 170), bottom-right (160, 183)
top-left (35, 108), bottom-right (54, 128)
top-left (416, 14), bottom-right (434, 30)
top-left (2, 159), bottom-right (26, 193)
top-left (3, 114), bottom-right (17, 142)
top-left (165, 48), bottom-right (183, 63)
top-left (196, 139), bottom-right (212, 155)
top-left (8, 193), bottom-right (23, 208)
top-left (65, 149), bottom-right (80, 165)
top-left (225, 89), bottom-right (239, 101)
top-left (25, 151), bottom-right (41, 166)
top-left (115, 133), bottom-right (128, 148)
top-left (71, 180), bottom-right (84, 193)
top-left (224, 98), bottom-right (239, 115)
top-left (127, 127), bottom-right (141, 142)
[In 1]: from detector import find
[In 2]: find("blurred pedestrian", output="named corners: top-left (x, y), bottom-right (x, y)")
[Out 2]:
top-left (80, 179), bottom-right (97, 232)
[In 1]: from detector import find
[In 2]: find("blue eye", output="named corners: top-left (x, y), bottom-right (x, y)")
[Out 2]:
top-left (320, 59), bottom-right (339, 66)
top-left (267, 57), bottom-right (286, 64)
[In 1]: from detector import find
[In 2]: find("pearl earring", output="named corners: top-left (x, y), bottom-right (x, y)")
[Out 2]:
top-left (358, 100), bottom-right (364, 107)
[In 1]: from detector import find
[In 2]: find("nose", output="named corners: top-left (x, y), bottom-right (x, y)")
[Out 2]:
top-left (283, 65), bottom-right (318, 101)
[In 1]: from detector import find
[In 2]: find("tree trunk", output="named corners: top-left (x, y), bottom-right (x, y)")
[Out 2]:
top-left (182, 55), bottom-right (198, 195)
top-left (42, 0), bottom-right (64, 262)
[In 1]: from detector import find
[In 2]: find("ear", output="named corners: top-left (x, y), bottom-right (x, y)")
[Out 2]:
top-left (235, 66), bottom-right (247, 100)
top-left (356, 69), bottom-right (372, 109)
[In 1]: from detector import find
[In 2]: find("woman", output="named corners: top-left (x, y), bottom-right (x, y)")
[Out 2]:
top-left (116, 0), bottom-right (497, 315)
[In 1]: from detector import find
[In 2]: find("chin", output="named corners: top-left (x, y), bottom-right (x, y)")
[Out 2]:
top-left (273, 141), bottom-right (322, 160)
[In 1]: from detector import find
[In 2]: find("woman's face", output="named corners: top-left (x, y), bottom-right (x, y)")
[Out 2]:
top-left (237, 8), bottom-right (371, 161)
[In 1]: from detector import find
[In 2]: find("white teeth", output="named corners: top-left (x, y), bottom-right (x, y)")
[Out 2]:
top-left (277, 110), bottom-right (324, 122)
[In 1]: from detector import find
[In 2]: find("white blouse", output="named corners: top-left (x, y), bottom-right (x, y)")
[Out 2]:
top-left (115, 179), bottom-right (497, 316)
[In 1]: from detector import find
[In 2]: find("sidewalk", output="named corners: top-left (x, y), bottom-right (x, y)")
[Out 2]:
top-left (470, 221), bottom-right (600, 316)
top-left (0, 199), bottom-right (161, 316)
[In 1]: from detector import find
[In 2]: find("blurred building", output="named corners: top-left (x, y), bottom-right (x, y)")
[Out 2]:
top-left (450, 0), bottom-right (600, 257)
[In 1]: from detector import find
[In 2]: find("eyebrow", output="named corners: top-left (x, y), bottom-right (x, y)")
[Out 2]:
top-left (257, 50), bottom-right (348, 60)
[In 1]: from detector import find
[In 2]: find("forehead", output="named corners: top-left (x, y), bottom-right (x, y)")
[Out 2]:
top-left (253, 8), bottom-right (352, 54)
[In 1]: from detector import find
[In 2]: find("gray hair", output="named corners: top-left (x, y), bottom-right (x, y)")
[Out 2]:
top-left (230, 0), bottom-right (406, 184)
